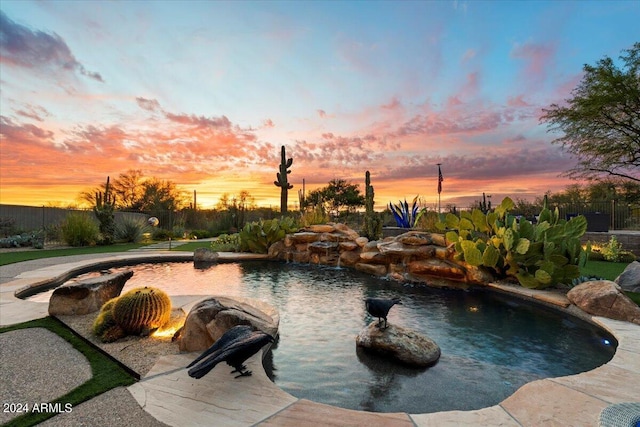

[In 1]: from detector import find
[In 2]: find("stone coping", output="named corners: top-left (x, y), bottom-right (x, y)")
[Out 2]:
top-left (1, 252), bottom-right (639, 426)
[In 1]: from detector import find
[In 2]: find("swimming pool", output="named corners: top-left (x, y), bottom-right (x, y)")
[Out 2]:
top-left (29, 260), bottom-right (616, 413)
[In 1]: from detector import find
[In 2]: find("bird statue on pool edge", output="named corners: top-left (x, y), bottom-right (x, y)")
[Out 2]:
top-left (187, 325), bottom-right (274, 379)
top-left (365, 297), bottom-right (401, 330)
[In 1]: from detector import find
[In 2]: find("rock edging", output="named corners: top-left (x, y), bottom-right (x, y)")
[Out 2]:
top-left (269, 223), bottom-right (493, 287)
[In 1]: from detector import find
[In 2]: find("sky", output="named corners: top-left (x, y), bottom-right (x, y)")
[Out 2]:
top-left (0, 1), bottom-right (638, 210)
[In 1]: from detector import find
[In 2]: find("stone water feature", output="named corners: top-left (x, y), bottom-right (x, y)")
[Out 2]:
top-left (268, 223), bottom-right (493, 287)
top-left (268, 223), bottom-right (640, 326)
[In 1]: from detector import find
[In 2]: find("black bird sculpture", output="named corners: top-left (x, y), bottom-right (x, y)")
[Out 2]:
top-left (187, 325), bottom-right (274, 379)
top-left (365, 297), bottom-right (401, 329)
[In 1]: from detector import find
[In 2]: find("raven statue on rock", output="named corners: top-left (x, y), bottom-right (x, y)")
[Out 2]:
top-left (187, 325), bottom-right (274, 379)
top-left (365, 297), bottom-right (401, 329)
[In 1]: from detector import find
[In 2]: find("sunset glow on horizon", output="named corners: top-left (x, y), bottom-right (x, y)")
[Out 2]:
top-left (1, 1), bottom-right (638, 210)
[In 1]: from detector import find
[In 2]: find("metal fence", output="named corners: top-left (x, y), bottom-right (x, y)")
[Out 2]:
top-left (0, 204), bottom-right (148, 235)
top-left (552, 200), bottom-right (639, 231)
top-left (3, 198), bottom-right (638, 236)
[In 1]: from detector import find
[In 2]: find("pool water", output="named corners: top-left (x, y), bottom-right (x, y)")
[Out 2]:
top-left (30, 260), bottom-right (617, 413)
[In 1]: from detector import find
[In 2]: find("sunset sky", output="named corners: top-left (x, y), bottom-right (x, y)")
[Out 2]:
top-left (1, 1), bottom-right (638, 210)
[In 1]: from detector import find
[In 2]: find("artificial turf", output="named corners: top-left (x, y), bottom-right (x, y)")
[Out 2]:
top-left (0, 317), bottom-right (136, 427)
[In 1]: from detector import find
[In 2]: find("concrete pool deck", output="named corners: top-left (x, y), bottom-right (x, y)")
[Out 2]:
top-left (1, 252), bottom-right (639, 426)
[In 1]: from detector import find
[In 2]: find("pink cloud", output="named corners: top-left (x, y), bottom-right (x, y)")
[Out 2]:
top-left (507, 95), bottom-right (531, 107)
top-left (510, 41), bottom-right (556, 88)
top-left (0, 11), bottom-right (103, 82)
top-left (15, 104), bottom-right (51, 122)
top-left (504, 134), bottom-right (527, 144)
top-left (135, 97), bottom-right (161, 112)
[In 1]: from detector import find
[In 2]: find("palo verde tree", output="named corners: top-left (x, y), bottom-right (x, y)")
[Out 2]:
top-left (111, 169), bottom-right (145, 210)
top-left (541, 43), bottom-right (640, 183)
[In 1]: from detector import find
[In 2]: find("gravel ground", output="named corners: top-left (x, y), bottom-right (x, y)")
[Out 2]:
top-left (56, 308), bottom-right (186, 378)
top-left (0, 328), bottom-right (92, 425)
top-left (1, 315), bottom-right (185, 426)
top-left (39, 387), bottom-right (171, 427)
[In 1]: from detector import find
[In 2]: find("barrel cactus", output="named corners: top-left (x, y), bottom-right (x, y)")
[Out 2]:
top-left (112, 287), bottom-right (172, 335)
top-left (93, 298), bottom-right (125, 343)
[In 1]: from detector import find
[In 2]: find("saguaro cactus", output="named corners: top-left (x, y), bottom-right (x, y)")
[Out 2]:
top-left (362, 171), bottom-right (382, 240)
top-left (94, 176), bottom-right (116, 244)
top-left (274, 145), bottom-right (293, 214)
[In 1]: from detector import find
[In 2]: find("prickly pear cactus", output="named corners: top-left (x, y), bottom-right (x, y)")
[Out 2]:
top-left (112, 287), bottom-right (172, 335)
top-left (437, 197), bottom-right (589, 289)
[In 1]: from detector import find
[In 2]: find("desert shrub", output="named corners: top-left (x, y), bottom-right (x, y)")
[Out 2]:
top-left (152, 228), bottom-right (173, 240)
top-left (0, 217), bottom-right (17, 236)
top-left (210, 233), bottom-right (241, 252)
top-left (600, 235), bottom-right (624, 262)
top-left (172, 225), bottom-right (186, 239)
top-left (300, 205), bottom-right (330, 226)
top-left (116, 218), bottom-right (148, 243)
top-left (60, 212), bottom-right (99, 246)
top-left (190, 229), bottom-right (211, 239)
top-left (587, 249), bottom-right (605, 261)
top-left (44, 224), bottom-right (61, 243)
top-left (588, 237), bottom-right (637, 263)
top-left (620, 252), bottom-right (638, 263)
top-left (0, 232), bottom-right (44, 249)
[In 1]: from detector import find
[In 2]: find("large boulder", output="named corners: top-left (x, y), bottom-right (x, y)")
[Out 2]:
top-left (615, 261), bottom-right (640, 293)
top-left (48, 270), bottom-right (133, 316)
top-left (355, 323), bottom-right (441, 367)
top-left (567, 280), bottom-right (640, 325)
top-left (179, 296), bottom-right (279, 352)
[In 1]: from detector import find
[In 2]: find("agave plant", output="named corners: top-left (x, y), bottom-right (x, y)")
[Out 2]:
top-left (389, 196), bottom-right (425, 228)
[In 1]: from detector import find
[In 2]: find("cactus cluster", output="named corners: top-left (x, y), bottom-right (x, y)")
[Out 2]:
top-left (93, 286), bottom-right (172, 342)
top-left (437, 197), bottom-right (588, 289)
top-left (362, 171), bottom-right (382, 240)
top-left (274, 145), bottom-right (294, 214)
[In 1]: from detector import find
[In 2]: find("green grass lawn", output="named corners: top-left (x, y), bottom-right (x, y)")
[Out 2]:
top-left (580, 260), bottom-right (628, 281)
top-left (0, 317), bottom-right (136, 427)
top-left (171, 240), bottom-right (213, 252)
top-left (0, 243), bottom-right (146, 266)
